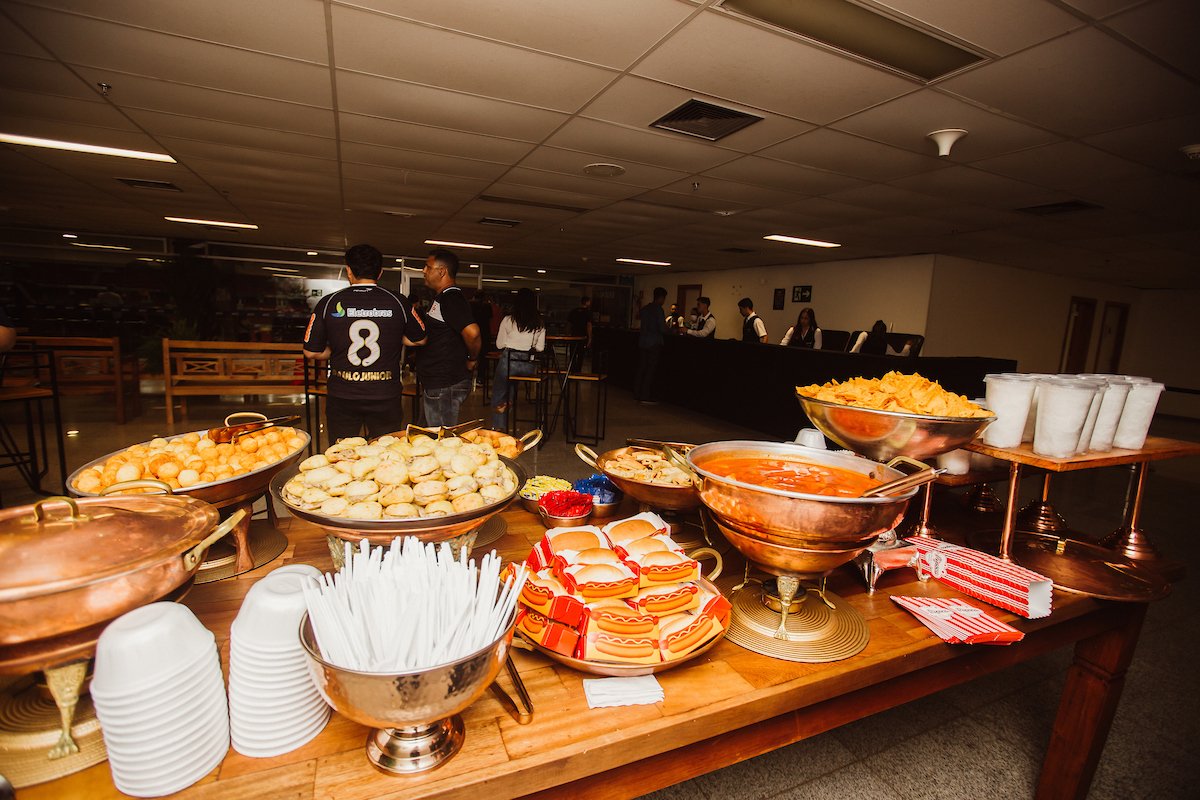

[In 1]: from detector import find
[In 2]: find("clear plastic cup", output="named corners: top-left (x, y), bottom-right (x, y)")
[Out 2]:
top-left (1070, 378), bottom-right (1107, 455)
top-left (1088, 378), bottom-right (1131, 452)
top-left (1033, 378), bottom-right (1096, 458)
top-left (983, 374), bottom-right (1036, 448)
top-left (1021, 373), bottom-right (1053, 443)
top-left (1113, 381), bottom-right (1164, 450)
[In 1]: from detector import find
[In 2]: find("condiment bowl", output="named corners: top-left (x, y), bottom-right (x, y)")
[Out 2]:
top-left (538, 506), bottom-right (593, 528)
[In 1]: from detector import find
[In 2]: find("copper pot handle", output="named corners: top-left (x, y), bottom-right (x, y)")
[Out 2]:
top-left (100, 479), bottom-right (173, 496)
top-left (30, 496), bottom-right (89, 523)
top-left (183, 508), bottom-right (247, 571)
top-left (686, 546), bottom-right (723, 581)
top-left (574, 443), bottom-right (599, 469)
top-left (884, 455), bottom-right (930, 474)
top-left (224, 411), bottom-right (267, 427)
top-left (519, 429), bottom-right (543, 452)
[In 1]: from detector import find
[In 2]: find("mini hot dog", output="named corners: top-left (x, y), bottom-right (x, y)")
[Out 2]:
top-left (581, 631), bottom-right (662, 665)
top-left (629, 582), bottom-right (700, 615)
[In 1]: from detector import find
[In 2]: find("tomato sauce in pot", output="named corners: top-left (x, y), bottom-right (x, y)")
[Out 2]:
top-left (703, 456), bottom-right (879, 497)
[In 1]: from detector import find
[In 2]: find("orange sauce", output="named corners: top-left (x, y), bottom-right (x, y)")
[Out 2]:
top-left (704, 456), bottom-right (879, 497)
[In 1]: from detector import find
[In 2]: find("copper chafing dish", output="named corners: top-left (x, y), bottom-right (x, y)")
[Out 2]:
top-left (685, 441), bottom-right (919, 579)
top-left (0, 495), bottom-right (243, 646)
top-left (575, 443), bottom-right (699, 512)
top-left (270, 455), bottom-right (528, 546)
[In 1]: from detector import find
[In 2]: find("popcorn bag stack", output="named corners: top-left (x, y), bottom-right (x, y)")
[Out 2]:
top-left (910, 538), bottom-right (1052, 619)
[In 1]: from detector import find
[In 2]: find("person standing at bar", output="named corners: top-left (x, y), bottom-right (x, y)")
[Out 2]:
top-left (567, 295), bottom-right (593, 369)
top-left (781, 307), bottom-right (822, 349)
top-left (685, 297), bottom-right (716, 338)
top-left (303, 243), bottom-right (426, 442)
top-left (634, 287), bottom-right (667, 404)
top-left (416, 248), bottom-right (481, 427)
top-left (738, 297), bottom-right (767, 343)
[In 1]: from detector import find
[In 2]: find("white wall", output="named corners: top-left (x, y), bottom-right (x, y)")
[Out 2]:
top-left (924, 256), bottom-right (1140, 373)
top-left (1122, 289), bottom-right (1200, 418)
top-left (634, 255), bottom-right (935, 342)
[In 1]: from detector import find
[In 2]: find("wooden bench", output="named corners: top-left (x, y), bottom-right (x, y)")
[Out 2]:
top-left (15, 336), bottom-right (141, 423)
top-left (163, 339), bottom-right (306, 425)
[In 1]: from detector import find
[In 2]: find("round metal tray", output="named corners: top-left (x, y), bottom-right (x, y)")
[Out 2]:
top-left (517, 577), bottom-right (728, 677)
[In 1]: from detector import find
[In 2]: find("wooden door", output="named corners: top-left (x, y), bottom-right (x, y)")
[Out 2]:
top-left (1059, 296), bottom-right (1096, 373)
top-left (1093, 301), bottom-right (1130, 373)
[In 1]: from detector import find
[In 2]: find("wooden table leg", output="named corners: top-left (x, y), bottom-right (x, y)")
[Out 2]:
top-left (1035, 601), bottom-right (1146, 800)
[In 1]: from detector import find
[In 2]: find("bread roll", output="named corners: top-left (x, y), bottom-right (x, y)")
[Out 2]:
top-left (640, 550), bottom-right (688, 568)
top-left (573, 563), bottom-right (626, 584)
top-left (549, 530), bottom-right (602, 553)
top-left (608, 518), bottom-right (659, 544)
top-left (623, 536), bottom-right (670, 559)
top-left (575, 547), bottom-right (620, 565)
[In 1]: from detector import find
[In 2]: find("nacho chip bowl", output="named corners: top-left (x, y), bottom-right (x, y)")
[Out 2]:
top-left (797, 394), bottom-right (994, 462)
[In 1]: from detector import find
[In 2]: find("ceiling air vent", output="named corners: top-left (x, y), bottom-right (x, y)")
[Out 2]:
top-left (719, 247), bottom-right (755, 253)
top-left (651, 99), bottom-right (763, 142)
top-left (116, 178), bottom-right (181, 191)
top-left (478, 217), bottom-right (521, 228)
top-left (1016, 200), bottom-right (1104, 216)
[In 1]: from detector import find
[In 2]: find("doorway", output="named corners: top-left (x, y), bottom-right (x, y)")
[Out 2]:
top-left (1093, 301), bottom-right (1130, 373)
top-left (1059, 296), bottom-right (1096, 373)
top-left (677, 284), bottom-right (702, 327)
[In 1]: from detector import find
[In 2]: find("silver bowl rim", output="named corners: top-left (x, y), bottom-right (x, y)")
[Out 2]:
top-left (796, 393), bottom-right (996, 425)
top-left (298, 609), bottom-right (515, 678)
top-left (687, 439), bottom-right (919, 505)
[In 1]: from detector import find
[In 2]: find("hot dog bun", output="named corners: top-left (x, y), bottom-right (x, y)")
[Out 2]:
top-left (549, 529), bottom-right (603, 553)
top-left (592, 633), bottom-right (657, 661)
top-left (623, 536), bottom-right (670, 559)
top-left (588, 598), bottom-right (657, 636)
top-left (608, 518), bottom-right (660, 544)
top-left (576, 547), bottom-right (621, 565)
top-left (633, 582), bottom-right (699, 615)
top-left (660, 613), bottom-right (712, 654)
top-left (640, 549), bottom-right (688, 567)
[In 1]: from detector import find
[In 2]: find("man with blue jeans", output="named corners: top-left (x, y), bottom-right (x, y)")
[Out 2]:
top-left (416, 248), bottom-right (481, 428)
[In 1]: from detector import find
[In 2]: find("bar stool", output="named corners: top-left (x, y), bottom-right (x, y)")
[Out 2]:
top-left (0, 349), bottom-right (68, 498)
top-left (565, 372), bottom-right (607, 445)
top-left (506, 351), bottom-right (548, 435)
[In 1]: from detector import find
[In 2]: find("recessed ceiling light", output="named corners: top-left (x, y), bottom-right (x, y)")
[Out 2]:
top-left (0, 132), bottom-right (177, 162)
top-left (66, 429), bottom-right (80, 437)
top-left (137, 257), bottom-right (165, 263)
top-left (165, 216), bottom-right (258, 230)
top-left (62, 233), bottom-right (77, 239)
top-left (306, 251), bottom-right (318, 256)
top-left (763, 234), bottom-right (841, 248)
top-left (583, 163), bottom-right (626, 178)
top-left (424, 239), bottom-right (493, 250)
top-left (71, 242), bottom-right (131, 250)
top-left (395, 258), bottom-right (404, 263)
top-left (469, 264), bottom-right (479, 269)
top-left (536, 269), bottom-right (546, 274)
top-left (482, 278), bottom-right (509, 283)
top-left (616, 257), bottom-right (671, 266)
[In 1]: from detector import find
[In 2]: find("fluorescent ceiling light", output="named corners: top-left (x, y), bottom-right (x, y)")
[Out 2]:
top-left (306, 251), bottom-right (318, 256)
top-left (537, 269), bottom-right (547, 274)
top-left (263, 266), bottom-right (298, 273)
top-left (482, 278), bottom-right (509, 283)
top-left (0, 132), bottom-right (176, 163)
top-left (165, 216), bottom-right (258, 230)
top-left (62, 233), bottom-right (77, 239)
top-left (424, 239), bottom-right (493, 250)
top-left (616, 257), bottom-right (671, 266)
top-left (469, 264), bottom-right (479, 269)
top-left (763, 234), bottom-right (841, 248)
top-left (137, 257), bottom-right (165, 263)
top-left (71, 242), bottom-right (131, 251)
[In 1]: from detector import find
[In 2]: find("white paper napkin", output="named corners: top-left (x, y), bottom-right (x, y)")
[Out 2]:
top-left (582, 675), bottom-right (664, 708)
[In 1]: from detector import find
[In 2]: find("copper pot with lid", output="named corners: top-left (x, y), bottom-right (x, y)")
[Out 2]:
top-left (0, 494), bottom-right (244, 646)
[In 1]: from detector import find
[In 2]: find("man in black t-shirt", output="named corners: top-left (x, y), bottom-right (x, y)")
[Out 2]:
top-left (303, 244), bottom-right (426, 442)
top-left (417, 248), bottom-right (482, 428)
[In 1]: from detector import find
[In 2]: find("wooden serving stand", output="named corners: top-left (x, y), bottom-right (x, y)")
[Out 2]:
top-left (24, 501), bottom-right (1164, 800)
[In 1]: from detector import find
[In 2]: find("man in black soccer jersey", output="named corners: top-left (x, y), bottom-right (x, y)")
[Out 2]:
top-left (303, 244), bottom-right (426, 442)
top-left (417, 248), bottom-right (482, 428)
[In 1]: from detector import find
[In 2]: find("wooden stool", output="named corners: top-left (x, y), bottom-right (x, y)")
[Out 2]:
top-left (565, 373), bottom-right (607, 445)
top-left (508, 374), bottom-right (547, 435)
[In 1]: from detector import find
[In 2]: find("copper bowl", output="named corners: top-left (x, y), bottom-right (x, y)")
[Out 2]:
top-left (575, 444), bottom-right (699, 512)
top-left (797, 394), bottom-right (994, 462)
top-left (272, 456), bottom-right (527, 546)
top-left (687, 441), bottom-right (917, 581)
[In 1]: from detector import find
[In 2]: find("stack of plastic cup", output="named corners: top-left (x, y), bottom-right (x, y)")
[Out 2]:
top-left (1080, 376), bottom-right (1131, 452)
top-left (1113, 380), bottom-right (1165, 450)
top-left (1033, 377), bottom-right (1097, 458)
top-left (1071, 377), bottom-right (1108, 454)
top-left (1020, 374), bottom-right (1053, 443)
top-left (983, 373), bottom-right (1036, 448)
top-left (92, 603), bottom-right (229, 797)
top-left (228, 564), bottom-right (330, 758)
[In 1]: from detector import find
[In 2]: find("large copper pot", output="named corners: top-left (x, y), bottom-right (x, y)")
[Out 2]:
top-left (0, 496), bottom-right (243, 645)
top-left (575, 444), bottom-right (699, 512)
top-left (686, 441), bottom-right (918, 580)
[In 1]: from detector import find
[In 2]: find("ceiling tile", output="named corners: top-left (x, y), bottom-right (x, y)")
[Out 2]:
top-left (499, 167), bottom-right (647, 201)
top-left (339, 113), bottom-right (534, 163)
top-left (871, 0), bottom-right (1083, 56)
top-left (0, 88), bottom-right (132, 130)
top-left (0, 53), bottom-right (97, 100)
top-left (335, 71), bottom-right (566, 141)
top-left (1083, 112), bottom-right (1200, 172)
top-left (131, 112), bottom-right (337, 159)
top-left (340, 143), bottom-right (510, 181)
top-left (335, 0), bottom-right (693, 69)
top-left (517, 146), bottom-right (686, 189)
top-left (332, 5), bottom-right (616, 112)
top-left (823, 183), bottom-right (956, 213)
top-left (582, 75), bottom-right (815, 152)
top-left (702, 155), bottom-right (871, 195)
top-left (939, 27), bottom-right (1200, 137)
top-left (483, 181), bottom-right (612, 212)
top-left (972, 141), bottom-right (1155, 193)
top-left (0, 11), bottom-right (52, 58)
top-left (16, 0), bottom-right (331, 63)
top-left (1105, 0), bottom-right (1200, 81)
top-left (831, 88), bottom-right (1061, 161)
top-left (657, 176), bottom-right (805, 207)
top-left (761, 128), bottom-right (949, 182)
top-left (158, 141), bottom-right (338, 176)
top-left (1058, 0), bottom-right (1152, 19)
top-left (4, 4), bottom-right (332, 105)
top-left (544, 118), bottom-right (741, 173)
top-left (889, 164), bottom-right (1070, 209)
top-left (633, 9), bottom-right (916, 124)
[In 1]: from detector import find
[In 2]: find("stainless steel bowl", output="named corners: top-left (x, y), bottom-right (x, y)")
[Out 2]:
top-left (797, 394), bottom-right (994, 461)
top-left (299, 615), bottom-right (512, 774)
top-left (687, 441), bottom-right (917, 580)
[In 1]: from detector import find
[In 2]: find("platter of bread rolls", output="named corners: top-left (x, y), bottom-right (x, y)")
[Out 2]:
top-left (512, 514), bottom-right (729, 676)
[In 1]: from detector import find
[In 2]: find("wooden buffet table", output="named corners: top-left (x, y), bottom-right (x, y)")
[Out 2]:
top-left (28, 506), bottom-right (1151, 800)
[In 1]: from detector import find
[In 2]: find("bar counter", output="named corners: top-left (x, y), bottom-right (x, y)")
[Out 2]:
top-left (594, 329), bottom-right (1016, 439)
top-left (26, 505), bottom-right (1145, 800)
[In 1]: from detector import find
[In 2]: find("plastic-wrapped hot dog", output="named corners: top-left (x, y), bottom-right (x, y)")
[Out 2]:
top-left (628, 582), bottom-right (700, 616)
top-left (552, 547), bottom-right (639, 584)
top-left (580, 630), bottom-right (662, 665)
top-left (531, 527), bottom-right (611, 568)
top-left (560, 562), bottom-right (639, 602)
top-left (630, 547), bottom-right (699, 588)
top-left (659, 611), bottom-right (724, 661)
top-left (516, 608), bottom-right (580, 657)
top-left (583, 598), bottom-right (660, 639)
top-left (515, 567), bottom-right (586, 627)
top-left (604, 517), bottom-right (667, 546)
